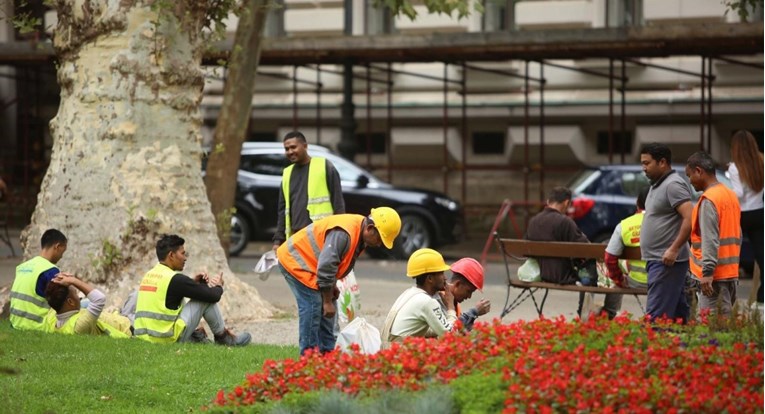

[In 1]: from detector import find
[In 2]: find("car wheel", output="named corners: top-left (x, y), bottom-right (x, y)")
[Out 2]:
top-left (392, 214), bottom-right (432, 260)
top-left (229, 212), bottom-right (251, 257)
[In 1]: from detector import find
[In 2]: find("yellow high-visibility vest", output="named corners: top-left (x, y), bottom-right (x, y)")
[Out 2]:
top-left (282, 157), bottom-right (334, 238)
top-left (43, 309), bottom-right (131, 338)
top-left (10, 256), bottom-right (56, 331)
top-left (620, 213), bottom-right (648, 285)
top-left (133, 263), bottom-right (186, 343)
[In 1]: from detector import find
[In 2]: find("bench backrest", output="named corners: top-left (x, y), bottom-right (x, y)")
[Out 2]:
top-left (496, 238), bottom-right (642, 261)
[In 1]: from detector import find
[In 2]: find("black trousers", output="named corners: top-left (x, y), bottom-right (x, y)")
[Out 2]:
top-left (741, 208), bottom-right (764, 303)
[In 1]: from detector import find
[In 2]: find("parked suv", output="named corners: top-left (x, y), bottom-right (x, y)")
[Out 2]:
top-left (567, 165), bottom-right (753, 274)
top-left (227, 142), bottom-right (463, 258)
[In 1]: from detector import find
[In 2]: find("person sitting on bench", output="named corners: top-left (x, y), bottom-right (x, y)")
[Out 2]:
top-left (525, 186), bottom-right (622, 318)
top-left (605, 187), bottom-right (650, 289)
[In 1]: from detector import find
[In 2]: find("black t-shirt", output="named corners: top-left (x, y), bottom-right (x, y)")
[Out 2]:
top-left (165, 274), bottom-right (223, 310)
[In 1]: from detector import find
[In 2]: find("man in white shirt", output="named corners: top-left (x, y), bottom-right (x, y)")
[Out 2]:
top-left (381, 248), bottom-right (456, 347)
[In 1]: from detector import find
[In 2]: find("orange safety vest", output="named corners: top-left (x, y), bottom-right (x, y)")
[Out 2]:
top-left (277, 214), bottom-right (364, 290)
top-left (690, 184), bottom-right (742, 280)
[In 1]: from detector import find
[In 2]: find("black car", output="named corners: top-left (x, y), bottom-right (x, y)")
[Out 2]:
top-left (228, 142), bottom-right (463, 258)
top-left (568, 164), bottom-right (753, 274)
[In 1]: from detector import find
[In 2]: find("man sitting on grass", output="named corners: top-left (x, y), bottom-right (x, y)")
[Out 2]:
top-left (10, 229), bottom-right (68, 331)
top-left (43, 273), bottom-right (132, 338)
top-left (133, 234), bottom-right (251, 346)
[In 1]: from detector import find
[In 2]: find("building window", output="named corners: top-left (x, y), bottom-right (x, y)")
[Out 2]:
top-left (355, 133), bottom-right (387, 154)
top-left (596, 131), bottom-right (633, 155)
top-left (249, 132), bottom-right (277, 142)
top-left (472, 132), bottom-right (506, 154)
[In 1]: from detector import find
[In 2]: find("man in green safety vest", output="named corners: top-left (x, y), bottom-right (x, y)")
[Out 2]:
top-left (133, 234), bottom-right (251, 345)
top-left (43, 273), bottom-right (132, 338)
top-left (605, 187), bottom-right (650, 289)
top-left (272, 131), bottom-right (345, 251)
top-left (10, 229), bottom-right (68, 331)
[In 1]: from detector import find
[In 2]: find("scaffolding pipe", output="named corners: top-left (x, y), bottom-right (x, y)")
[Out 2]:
top-left (539, 62), bottom-right (546, 202)
top-left (701, 57), bottom-right (706, 151)
top-left (608, 59), bottom-right (614, 164)
top-left (443, 63), bottom-right (450, 196)
top-left (707, 57), bottom-right (713, 154)
top-left (366, 64), bottom-right (372, 168)
top-left (461, 62), bottom-right (468, 209)
top-left (620, 59), bottom-right (626, 165)
top-left (523, 60), bottom-right (530, 204)
top-left (387, 62), bottom-right (393, 183)
top-left (292, 65), bottom-right (298, 130)
top-left (316, 65), bottom-right (322, 144)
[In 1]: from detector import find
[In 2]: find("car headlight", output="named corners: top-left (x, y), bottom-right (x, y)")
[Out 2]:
top-left (434, 197), bottom-right (459, 211)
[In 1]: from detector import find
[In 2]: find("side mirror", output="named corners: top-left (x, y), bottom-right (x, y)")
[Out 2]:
top-left (356, 175), bottom-right (369, 188)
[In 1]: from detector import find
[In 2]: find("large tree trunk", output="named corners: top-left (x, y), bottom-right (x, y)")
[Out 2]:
top-left (17, 0), bottom-right (272, 321)
top-left (205, 0), bottom-right (271, 253)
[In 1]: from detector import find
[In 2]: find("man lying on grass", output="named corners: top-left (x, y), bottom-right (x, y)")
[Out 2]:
top-left (133, 234), bottom-right (251, 346)
top-left (44, 273), bottom-right (132, 338)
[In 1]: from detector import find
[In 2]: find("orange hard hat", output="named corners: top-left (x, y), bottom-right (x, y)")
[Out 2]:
top-left (450, 258), bottom-right (484, 291)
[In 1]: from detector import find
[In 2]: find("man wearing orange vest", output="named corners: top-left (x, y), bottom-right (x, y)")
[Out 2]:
top-left (685, 151), bottom-right (742, 316)
top-left (277, 207), bottom-right (401, 355)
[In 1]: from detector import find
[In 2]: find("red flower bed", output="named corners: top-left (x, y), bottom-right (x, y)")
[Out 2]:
top-left (210, 316), bottom-right (763, 412)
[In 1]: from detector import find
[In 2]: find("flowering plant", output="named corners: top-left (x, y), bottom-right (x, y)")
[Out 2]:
top-left (208, 315), bottom-right (763, 413)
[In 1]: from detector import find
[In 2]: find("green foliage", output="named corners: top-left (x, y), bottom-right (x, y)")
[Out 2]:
top-left (450, 372), bottom-right (507, 414)
top-left (0, 320), bottom-right (298, 413)
top-left (209, 388), bottom-right (456, 414)
top-left (723, 0), bottom-right (764, 19)
top-left (376, 0), bottom-right (482, 20)
top-left (0, 0), bottom-right (41, 35)
top-left (90, 239), bottom-right (123, 275)
top-left (216, 206), bottom-right (237, 236)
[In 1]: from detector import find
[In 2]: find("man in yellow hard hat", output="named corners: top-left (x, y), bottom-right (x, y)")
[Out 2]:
top-left (277, 207), bottom-right (401, 355)
top-left (381, 248), bottom-right (457, 348)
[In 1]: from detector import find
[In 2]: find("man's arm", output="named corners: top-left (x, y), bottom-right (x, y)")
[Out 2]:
top-left (166, 274), bottom-right (223, 310)
top-left (663, 200), bottom-right (692, 266)
top-left (422, 298), bottom-right (457, 337)
top-left (273, 183), bottom-right (287, 249)
top-left (325, 160), bottom-right (345, 214)
top-left (698, 199), bottom-right (720, 297)
top-left (316, 229), bottom-right (351, 318)
top-left (604, 224), bottom-right (627, 286)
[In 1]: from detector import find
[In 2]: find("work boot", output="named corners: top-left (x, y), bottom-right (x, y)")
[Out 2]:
top-left (214, 328), bottom-right (252, 346)
top-left (189, 327), bottom-right (211, 344)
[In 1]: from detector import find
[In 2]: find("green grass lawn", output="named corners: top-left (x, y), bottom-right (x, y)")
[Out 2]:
top-left (0, 320), bottom-right (298, 413)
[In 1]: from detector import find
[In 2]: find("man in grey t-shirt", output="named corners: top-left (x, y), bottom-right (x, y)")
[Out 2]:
top-left (640, 143), bottom-right (693, 322)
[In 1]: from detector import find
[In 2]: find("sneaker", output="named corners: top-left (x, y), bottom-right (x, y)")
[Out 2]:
top-left (214, 328), bottom-right (252, 346)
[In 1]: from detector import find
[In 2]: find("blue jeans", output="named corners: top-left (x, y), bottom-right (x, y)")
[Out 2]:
top-left (280, 264), bottom-right (337, 355)
top-left (646, 260), bottom-right (690, 323)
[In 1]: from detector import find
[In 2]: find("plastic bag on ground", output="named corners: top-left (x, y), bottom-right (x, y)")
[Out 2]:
top-left (517, 258), bottom-right (541, 282)
top-left (253, 250), bottom-right (278, 281)
top-left (337, 270), bottom-right (361, 326)
top-left (336, 317), bottom-right (381, 354)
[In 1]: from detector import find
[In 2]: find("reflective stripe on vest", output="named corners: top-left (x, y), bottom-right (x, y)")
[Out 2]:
top-left (619, 212), bottom-right (648, 285)
top-left (43, 309), bottom-right (130, 339)
top-left (690, 184), bottom-right (742, 280)
top-left (10, 256), bottom-right (56, 330)
top-left (134, 263), bottom-right (185, 343)
top-left (277, 214), bottom-right (364, 290)
top-left (282, 157), bottom-right (334, 238)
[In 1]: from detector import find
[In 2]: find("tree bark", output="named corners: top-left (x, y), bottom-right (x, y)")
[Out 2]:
top-left (16, 0), bottom-right (272, 321)
top-left (205, 0), bottom-right (271, 253)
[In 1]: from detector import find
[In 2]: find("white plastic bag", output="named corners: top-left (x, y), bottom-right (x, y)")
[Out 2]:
top-left (336, 317), bottom-right (381, 354)
top-left (337, 270), bottom-right (361, 325)
top-left (253, 250), bottom-right (278, 281)
top-left (517, 258), bottom-right (541, 282)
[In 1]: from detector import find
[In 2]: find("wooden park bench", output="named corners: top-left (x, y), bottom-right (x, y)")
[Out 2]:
top-left (494, 234), bottom-right (647, 319)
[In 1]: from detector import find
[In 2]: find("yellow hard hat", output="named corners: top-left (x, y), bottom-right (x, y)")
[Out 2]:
top-left (370, 207), bottom-right (401, 249)
top-left (406, 248), bottom-right (450, 278)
